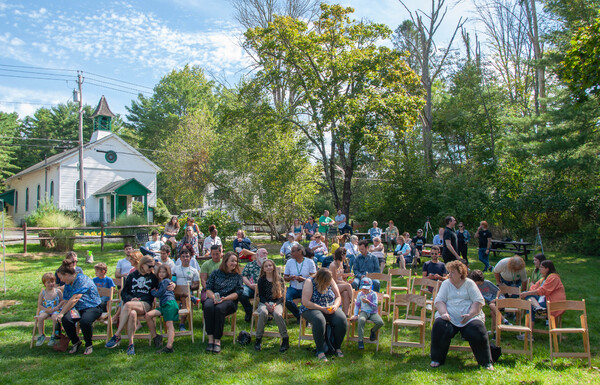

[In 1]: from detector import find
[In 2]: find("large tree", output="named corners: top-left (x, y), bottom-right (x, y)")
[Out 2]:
top-left (0, 112), bottom-right (19, 189)
top-left (244, 4), bottom-right (424, 216)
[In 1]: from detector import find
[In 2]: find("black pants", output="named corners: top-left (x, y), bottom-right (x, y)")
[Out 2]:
top-left (203, 299), bottom-right (237, 340)
top-left (430, 318), bottom-right (492, 366)
top-left (62, 306), bottom-right (103, 347)
top-left (458, 242), bottom-right (468, 263)
top-left (301, 308), bottom-right (347, 354)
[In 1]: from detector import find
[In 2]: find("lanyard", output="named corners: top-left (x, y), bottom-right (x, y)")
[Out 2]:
top-left (295, 259), bottom-right (305, 276)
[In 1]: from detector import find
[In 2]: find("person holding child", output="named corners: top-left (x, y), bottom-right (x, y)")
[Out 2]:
top-left (349, 277), bottom-right (384, 349)
top-left (35, 273), bottom-right (63, 346)
top-left (56, 259), bottom-right (103, 355)
top-left (300, 268), bottom-right (347, 361)
top-left (254, 259), bottom-right (289, 352)
top-left (145, 264), bottom-right (179, 353)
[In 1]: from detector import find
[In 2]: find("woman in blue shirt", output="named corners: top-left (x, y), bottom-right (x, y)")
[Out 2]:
top-left (56, 260), bottom-right (102, 355)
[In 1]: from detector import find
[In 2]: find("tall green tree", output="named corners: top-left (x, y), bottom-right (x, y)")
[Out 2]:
top-left (244, 4), bottom-right (424, 216)
top-left (0, 112), bottom-right (19, 189)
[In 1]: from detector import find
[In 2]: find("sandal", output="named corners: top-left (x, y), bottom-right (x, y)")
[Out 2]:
top-left (430, 361), bottom-right (441, 368)
top-left (317, 353), bottom-right (328, 362)
top-left (69, 341), bottom-right (82, 354)
top-left (335, 350), bottom-right (344, 358)
top-left (83, 346), bottom-right (93, 355)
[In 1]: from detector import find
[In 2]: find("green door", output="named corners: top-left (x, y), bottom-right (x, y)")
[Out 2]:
top-left (117, 195), bottom-right (127, 217)
top-left (99, 198), bottom-right (104, 223)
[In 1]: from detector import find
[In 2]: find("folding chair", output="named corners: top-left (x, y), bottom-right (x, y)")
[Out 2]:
top-left (409, 277), bottom-right (440, 327)
top-left (388, 268), bottom-right (412, 314)
top-left (202, 306), bottom-right (237, 344)
top-left (346, 290), bottom-right (383, 351)
top-left (495, 298), bottom-right (533, 358)
top-left (91, 287), bottom-right (114, 343)
top-left (496, 285), bottom-right (523, 326)
top-left (172, 284), bottom-right (194, 342)
top-left (390, 293), bottom-right (427, 355)
top-left (548, 300), bottom-right (591, 367)
top-left (366, 272), bottom-right (391, 318)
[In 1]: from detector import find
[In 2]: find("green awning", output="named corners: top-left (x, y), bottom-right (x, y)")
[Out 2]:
top-left (0, 189), bottom-right (15, 206)
top-left (93, 178), bottom-right (150, 197)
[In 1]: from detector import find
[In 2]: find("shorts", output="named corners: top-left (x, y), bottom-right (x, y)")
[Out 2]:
top-left (141, 301), bottom-right (152, 313)
top-left (39, 309), bottom-right (60, 316)
top-left (158, 300), bottom-right (180, 322)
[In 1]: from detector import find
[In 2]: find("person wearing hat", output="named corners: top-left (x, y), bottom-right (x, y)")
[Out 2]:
top-left (308, 232), bottom-right (328, 266)
top-left (140, 230), bottom-right (164, 257)
top-left (349, 277), bottom-right (384, 349)
top-left (280, 233), bottom-right (299, 261)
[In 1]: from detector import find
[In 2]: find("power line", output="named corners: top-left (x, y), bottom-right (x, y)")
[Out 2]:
top-left (85, 80), bottom-right (149, 96)
top-left (85, 77), bottom-right (152, 94)
top-left (0, 74), bottom-right (71, 82)
top-left (0, 68), bottom-right (73, 78)
top-left (84, 71), bottom-right (153, 91)
top-left (0, 64), bottom-right (76, 72)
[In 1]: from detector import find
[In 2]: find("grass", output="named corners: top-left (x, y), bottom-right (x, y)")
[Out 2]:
top-left (0, 241), bottom-right (599, 384)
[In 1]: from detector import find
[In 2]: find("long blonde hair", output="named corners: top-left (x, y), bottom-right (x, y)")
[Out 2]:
top-left (259, 259), bottom-right (282, 299)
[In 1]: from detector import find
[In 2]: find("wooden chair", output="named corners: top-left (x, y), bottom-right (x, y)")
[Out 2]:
top-left (202, 304), bottom-right (237, 344)
top-left (346, 290), bottom-right (383, 351)
top-left (91, 287), bottom-right (114, 343)
top-left (547, 300), bottom-right (591, 367)
top-left (390, 293), bottom-right (427, 355)
top-left (172, 284), bottom-right (194, 342)
top-left (409, 277), bottom-right (440, 327)
top-left (249, 287), bottom-right (286, 341)
top-left (496, 285), bottom-right (522, 326)
top-left (366, 272), bottom-right (391, 318)
top-left (495, 298), bottom-right (533, 358)
top-left (388, 268), bottom-right (412, 314)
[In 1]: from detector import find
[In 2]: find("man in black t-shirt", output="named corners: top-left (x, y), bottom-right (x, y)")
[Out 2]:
top-left (475, 221), bottom-right (493, 272)
top-left (442, 216), bottom-right (459, 263)
top-left (412, 229), bottom-right (426, 254)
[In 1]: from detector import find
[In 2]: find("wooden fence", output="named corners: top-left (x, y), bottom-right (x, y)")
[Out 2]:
top-left (2, 223), bottom-right (162, 253)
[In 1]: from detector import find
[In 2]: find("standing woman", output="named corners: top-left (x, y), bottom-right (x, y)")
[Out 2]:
top-left (456, 222), bottom-right (471, 264)
top-left (56, 260), bottom-right (103, 355)
top-left (475, 221), bottom-right (493, 272)
top-left (204, 252), bottom-right (243, 354)
top-left (328, 247), bottom-right (353, 315)
top-left (162, 215), bottom-right (180, 250)
top-left (300, 268), bottom-right (348, 361)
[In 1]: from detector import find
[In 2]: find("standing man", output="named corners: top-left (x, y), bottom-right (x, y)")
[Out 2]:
top-left (384, 220), bottom-right (399, 253)
top-left (352, 240), bottom-right (381, 292)
top-left (335, 209), bottom-right (353, 235)
top-left (442, 216), bottom-right (460, 263)
top-left (240, 248), bottom-right (267, 322)
top-left (456, 222), bottom-right (471, 263)
top-left (475, 221), bottom-right (493, 272)
top-left (284, 245), bottom-right (317, 323)
top-left (318, 210), bottom-right (334, 246)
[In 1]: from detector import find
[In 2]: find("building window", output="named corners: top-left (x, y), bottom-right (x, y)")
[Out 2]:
top-left (37, 184), bottom-right (40, 207)
top-left (25, 188), bottom-right (29, 211)
top-left (15, 191), bottom-right (18, 213)
top-left (50, 181), bottom-right (54, 199)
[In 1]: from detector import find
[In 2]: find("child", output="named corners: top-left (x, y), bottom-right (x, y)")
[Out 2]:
top-left (145, 264), bottom-right (179, 353)
top-left (36, 273), bottom-right (63, 346)
top-left (349, 277), bottom-right (384, 349)
top-left (93, 263), bottom-right (116, 311)
top-left (254, 259), bottom-right (289, 352)
top-left (468, 269), bottom-right (511, 334)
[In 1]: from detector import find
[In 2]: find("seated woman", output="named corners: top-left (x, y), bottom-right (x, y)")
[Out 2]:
top-left (430, 260), bottom-right (494, 370)
top-left (56, 259), bottom-right (103, 355)
top-left (520, 260), bottom-right (566, 327)
top-left (233, 229), bottom-right (256, 261)
top-left (369, 237), bottom-right (386, 272)
top-left (291, 218), bottom-right (304, 242)
top-left (183, 217), bottom-right (203, 238)
top-left (529, 253), bottom-right (546, 289)
top-left (393, 236), bottom-right (410, 269)
top-left (344, 235), bottom-right (359, 272)
top-left (328, 247), bottom-right (353, 315)
top-left (254, 259), bottom-right (289, 352)
top-left (106, 256), bottom-right (166, 355)
top-left (162, 215), bottom-right (180, 250)
top-left (303, 216), bottom-right (318, 242)
top-left (204, 252), bottom-right (243, 354)
top-left (308, 232), bottom-right (328, 265)
top-left (177, 226), bottom-right (200, 259)
top-left (300, 268), bottom-right (348, 362)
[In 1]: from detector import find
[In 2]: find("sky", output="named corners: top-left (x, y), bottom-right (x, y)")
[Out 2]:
top-left (0, 0), bottom-right (475, 120)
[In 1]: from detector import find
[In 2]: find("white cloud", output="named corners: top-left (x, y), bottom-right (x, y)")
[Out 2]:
top-left (0, 85), bottom-right (69, 118)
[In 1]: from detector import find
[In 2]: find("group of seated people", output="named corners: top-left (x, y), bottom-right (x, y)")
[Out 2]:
top-left (33, 219), bottom-right (568, 370)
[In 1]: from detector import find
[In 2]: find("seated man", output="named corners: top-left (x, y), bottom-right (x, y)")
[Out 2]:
top-left (368, 221), bottom-right (382, 242)
top-left (308, 233), bottom-right (328, 265)
top-left (412, 229), bottom-right (427, 255)
top-left (140, 230), bottom-right (164, 257)
top-left (233, 229), bottom-right (256, 261)
top-left (172, 247), bottom-right (200, 331)
top-left (422, 246), bottom-right (447, 283)
top-left (114, 244), bottom-right (134, 285)
top-left (240, 248), bottom-right (267, 322)
top-left (200, 246), bottom-right (223, 302)
top-left (280, 233), bottom-right (299, 261)
top-left (352, 240), bottom-right (381, 292)
top-left (284, 245), bottom-right (317, 323)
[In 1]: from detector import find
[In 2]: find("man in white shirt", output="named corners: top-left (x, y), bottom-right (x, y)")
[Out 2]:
top-left (171, 248), bottom-right (200, 331)
top-left (140, 230), bottom-right (164, 257)
top-left (284, 245), bottom-right (317, 322)
top-left (115, 243), bottom-right (134, 283)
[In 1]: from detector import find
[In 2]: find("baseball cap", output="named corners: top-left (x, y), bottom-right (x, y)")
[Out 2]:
top-left (360, 277), bottom-right (373, 290)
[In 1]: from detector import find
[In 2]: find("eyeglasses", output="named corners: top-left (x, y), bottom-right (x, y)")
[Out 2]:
top-left (147, 264), bottom-right (155, 268)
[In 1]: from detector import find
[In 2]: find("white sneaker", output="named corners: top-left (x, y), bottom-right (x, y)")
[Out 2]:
top-left (516, 334), bottom-right (533, 342)
top-left (35, 335), bottom-right (46, 346)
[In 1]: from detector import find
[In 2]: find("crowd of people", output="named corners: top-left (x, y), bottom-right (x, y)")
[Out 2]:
top-left (31, 214), bottom-right (570, 370)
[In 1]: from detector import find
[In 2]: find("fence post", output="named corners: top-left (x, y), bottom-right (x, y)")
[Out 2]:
top-left (100, 222), bottom-right (105, 252)
top-left (23, 223), bottom-right (27, 253)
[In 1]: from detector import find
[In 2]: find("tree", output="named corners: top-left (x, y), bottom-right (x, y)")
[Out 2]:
top-left (0, 112), bottom-right (19, 189)
top-left (244, 4), bottom-right (423, 216)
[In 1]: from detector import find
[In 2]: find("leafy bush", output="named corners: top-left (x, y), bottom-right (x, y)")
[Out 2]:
top-left (112, 214), bottom-right (149, 235)
top-left (0, 212), bottom-right (15, 228)
top-left (25, 199), bottom-right (62, 226)
top-left (132, 201), bottom-right (145, 218)
top-left (36, 212), bottom-right (77, 251)
top-left (153, 198), bottom-right (171, 224)
top-left (198, 209), bottom-right (238, 239)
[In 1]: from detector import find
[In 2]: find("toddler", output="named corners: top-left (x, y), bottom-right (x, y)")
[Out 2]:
top-left (349, 277), bottom-right (384, 349)
top-left (35, 273), bottom-right (63, 346)
top-left (145, 264), bottom-right (179, 353)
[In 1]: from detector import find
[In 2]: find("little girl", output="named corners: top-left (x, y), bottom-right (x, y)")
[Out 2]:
top-left (349, 277), bottom-right (384, 349)
top-left (145, 264), bottom-right (179, 353)
top-left (254, 259), bottom-right (288, 352)
top-left (36, 272), bottom-right (63, 346)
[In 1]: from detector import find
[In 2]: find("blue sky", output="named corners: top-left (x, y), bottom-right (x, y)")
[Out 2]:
top-left (0, 0), bottom-right (474, 119)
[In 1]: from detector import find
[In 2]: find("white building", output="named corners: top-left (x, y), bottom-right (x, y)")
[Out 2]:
top-left (1, 96), bottom-right (160, 225)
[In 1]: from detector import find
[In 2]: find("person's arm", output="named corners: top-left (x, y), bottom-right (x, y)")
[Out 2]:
top-left (56, 293), bottom-right (83, 322)
top-left (115, 264), bottom-right (126, 279)
top-left (445, 239), bottom-right (460, 259)
top-left (434, 300), bottom-right (450, 321)
top-left (301, 279), bottom-right (323, 311)
top-left (37, 291), bottom-right (46, 314)
top-left (120, 275), bottom-right (134, 303)
top-left (222, 276), bottom-right (243, 302)
top-left (330, 280), bottom-right (342, 311)
top-left (461, 301), bottom-right (483, 324)
top-left (200, 271), bottom-right (209, 289)
top-left (191, 274), bottom-right (200, 291)
top-left (494, 272), bottom-right (502, 285)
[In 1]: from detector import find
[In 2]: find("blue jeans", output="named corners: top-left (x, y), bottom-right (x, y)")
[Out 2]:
top-left (285, 286), bottom-right (303, 319)
top-left (351, 277), bottom-right (380, 292)
top-left (314, 253), bottom-right (325, 265)
top-left (347, 255), bottom-right (356, 271)
top-left (240, 285), bottom-right (255, 316)
top-left (478, 248), bottom-right (490, 271)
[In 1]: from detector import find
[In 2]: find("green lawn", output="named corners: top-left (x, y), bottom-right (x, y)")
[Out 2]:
top-left (0, 242), bottom-right (598, 384)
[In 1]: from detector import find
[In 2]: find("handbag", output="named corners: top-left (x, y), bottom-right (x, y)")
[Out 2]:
top-left (52, 333), bottom-right (70, 352)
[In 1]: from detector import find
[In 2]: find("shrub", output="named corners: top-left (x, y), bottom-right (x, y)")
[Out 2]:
top-left (36, 212), bottom-right (77, 251)
top-left (0, 212), bottom-right (15, 228)
top-left (198, 209), bottom-right (238, 239)
top-left (112, 214), bottom-right (149, 236)
top-left (132, 201), bottom-right (144, 218)
top-left (25, 199), bottom-right (62, 226)
top-left (153, 198), bottom-right (171, 224)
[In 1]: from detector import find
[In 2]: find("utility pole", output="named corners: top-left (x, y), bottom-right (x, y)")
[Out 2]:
top-left (77, 71), bottom-right (86, 226)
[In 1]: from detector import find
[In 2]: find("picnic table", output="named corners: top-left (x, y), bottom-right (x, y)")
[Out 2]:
top-left (489, 239), bottom-right (533, 260)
